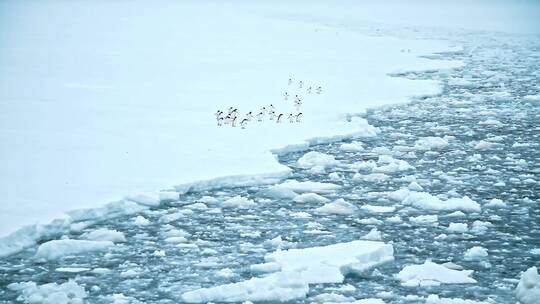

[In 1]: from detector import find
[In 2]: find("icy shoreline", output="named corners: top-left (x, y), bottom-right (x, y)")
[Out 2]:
top-left (0, 1), bottom-right (464, 257)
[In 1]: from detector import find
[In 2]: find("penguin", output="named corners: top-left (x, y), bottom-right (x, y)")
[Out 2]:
top-left (276, 113), bottom-right (284, 123)
top-left (246, 111), bottom-right (253, 121)
top-left (231, 116), bottom-right (237, 127)
top-left (316, 86), bottom-right (322, 94)
top-left (269, 110), bottom-right (276, 120)
top-left (284, 92), bottom-right (289, 101)
top-left (269, 104), bottom-right (275, 112)
top-left (307, 86), bottom-right (312, 94)
top-left (288, 78), bottom-right (292, 85)
top-left (261, 106), bottom-right (267, 114)
top-left (227, 107), bottom-right (234, 115)
top-left (295, 112), bottom-right (303, 122)
top-left (298, 81), bottom-right (303, 88)
top-left (240, 118), bottom-right (248, 129)
top-left (294, 100), bottom-right (302, 112)
top-left (217, 116), bottom-right (224, 126)
top-left (224, 114), bottom-right (231, 125)
top-left (215, 110), bottom-right (223, 118)
top-left (288, 113), bottom-right (294, 123)
top-left (257, 111), bottom-right (264, 122)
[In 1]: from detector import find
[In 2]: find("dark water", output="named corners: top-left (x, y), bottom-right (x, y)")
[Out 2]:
top-left (1, 35), bottom-right (539, 303)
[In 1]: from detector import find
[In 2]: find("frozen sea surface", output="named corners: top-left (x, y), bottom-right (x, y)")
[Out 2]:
top-left (1, 33), bottom-right (539, 303)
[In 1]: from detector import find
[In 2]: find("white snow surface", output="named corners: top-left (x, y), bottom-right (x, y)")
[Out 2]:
top-left (515, 266), bottom-right (540, 304)
top-left (396, 260), bottom-right (477, 285)
top-left (182, 240), bottom-right (394, 302)
top-left (0, 0), bottom-right (469, 254)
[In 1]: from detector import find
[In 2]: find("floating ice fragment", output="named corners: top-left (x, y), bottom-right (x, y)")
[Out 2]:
top-left (447, 223), bottom-right (468, 233)
top-left (413, 137), bottom-right (448, 150)
top-left (464, 246), bottom-right (488, 261)
top-left (7, 279), bottom-right (87, 304)
top-left (294, 193), bottom-right (330, 204)
top-left (297, 151), bottom-right (340, 169)
top-left (516, 267), bottom-right (540, 304)
top-left (81, 228), bottom-right (126, 243)
top-left (315, 199), bottom-right (358, 215)
top-left (222, 196), bottom-right (256, 209)
top-left (278, 180), bottom-right (342, 193)
top-left (35, 239), bottom-right (114, 261)
top-left (396, 260), bottom-right (476, 285)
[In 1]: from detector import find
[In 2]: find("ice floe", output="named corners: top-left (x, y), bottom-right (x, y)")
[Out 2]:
top-left (221, 196), bottom-right (256, 209)
top-left (293, 193), bottom-right (330, 204)
top-left (413, 137), bottom-right (449, 150)
top-left (181, 271), bottom-right (309, 303)
top-left (7, 279), bottom-right (87, 304)
top-left (396, 260), bottom-right (476, 286)
top-left (315, 199), bottom-right (358, 215)
top-left (297, 151), bottom-right (340, 169)
top-left (389, 189), bottom-right (481, 213)
top-left (181, 240), bottom-right (393, 302)
top-left (81, 228), bottom-right (126, 243)
top-left (34, 239), bottom-right (115, 261)
top-left (278, 180), bottom-right (342, 194)
top-left (425, 295), bottom-right (489, 304)
top-left (515, 266), bottom-right (540, 304)
top-left (464, 246), bottom-right (488, 261)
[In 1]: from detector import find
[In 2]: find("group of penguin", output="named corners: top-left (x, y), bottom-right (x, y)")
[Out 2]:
top-left (214, 78), bottom-right (323, 129)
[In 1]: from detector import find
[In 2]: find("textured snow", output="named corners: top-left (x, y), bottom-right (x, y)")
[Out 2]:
top-left (515, 266), bottom-right (540, 304)
top-left (7, 279), bottom-right (87, 304)
top-left (34, 239), bottom-right (115, 261)
top-left (396, 260), bottom-right (477, 285)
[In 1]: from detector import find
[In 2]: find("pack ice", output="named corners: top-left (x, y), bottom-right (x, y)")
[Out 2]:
top-left (181, 240), bottom-right (394, 302)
